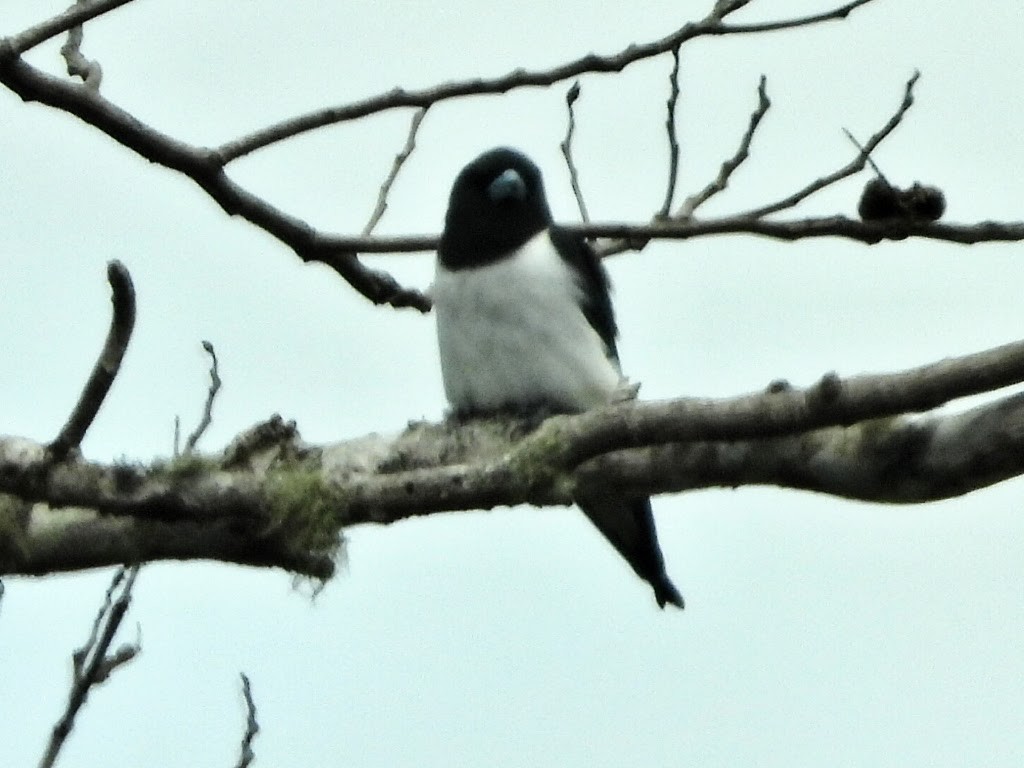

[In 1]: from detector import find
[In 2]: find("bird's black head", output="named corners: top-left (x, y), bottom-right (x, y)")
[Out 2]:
top-left (438, 147), bottom-right (554, 269)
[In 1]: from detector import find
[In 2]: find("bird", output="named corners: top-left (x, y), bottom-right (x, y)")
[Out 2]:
top-left (432, 147), bottom-right (683, 609)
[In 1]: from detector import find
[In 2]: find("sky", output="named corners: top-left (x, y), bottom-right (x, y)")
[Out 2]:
top-left (2, 1), bottom-right (1023, 766)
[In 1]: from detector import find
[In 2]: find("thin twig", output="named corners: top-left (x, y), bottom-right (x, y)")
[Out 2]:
top-left (183, 341), bottom-right (222, 455)
top-left (235, 673), bottom-right (260, 768)
top-left (742, 70), bottom-right (919, 219)
top-left (657, 47), bottom-right (683, 219)
top-left (49, 261), bottom-right (136, 462)
top-left (38, 565), bottom-right (141, 768)
top-left (711, 0), bottom-right (754, 18)
top-left (559, 81), bottom-right (589, 223)
top-left (59, 0), bottom-right (102, 90)
top-left (842, 127), bottom-right (887, 180)
top-left (214, 0), bottom-right (882, 161)
top-left (363, 108), bottom-right (428, 236)
top-left (675, 74), bottom-right (770, 219)
top-left (4, 0), bottom-right (135, 56)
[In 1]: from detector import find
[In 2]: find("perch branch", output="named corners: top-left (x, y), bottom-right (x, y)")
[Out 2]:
top-left (49, 261), bottom-right (136, 462)
top-left (3, 337), bottom-right (1024, 579)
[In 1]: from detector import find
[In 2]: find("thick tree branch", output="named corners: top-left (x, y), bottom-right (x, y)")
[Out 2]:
top-left (3, 339), bottom-right (1024, 577)
top-left (578, 391), bottom-right (1024, 503)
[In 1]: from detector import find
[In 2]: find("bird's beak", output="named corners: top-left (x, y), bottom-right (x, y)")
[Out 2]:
top-left (487, 168), bottom-right (527, 202)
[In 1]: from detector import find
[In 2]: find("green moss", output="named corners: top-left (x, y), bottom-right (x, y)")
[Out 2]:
top-left (506, 418), bottom-right (575, 498)
top-left (151, 454), bottom-right (220, 483)
top-left (264, 469), bottom-right (349, 567)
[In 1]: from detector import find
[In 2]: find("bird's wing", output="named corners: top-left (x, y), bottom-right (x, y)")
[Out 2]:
top-left (548, 226), bottom-right (619, 364)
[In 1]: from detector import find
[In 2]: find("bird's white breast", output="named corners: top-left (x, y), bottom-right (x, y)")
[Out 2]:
top-left (432, 231), bottom-right (623, 414)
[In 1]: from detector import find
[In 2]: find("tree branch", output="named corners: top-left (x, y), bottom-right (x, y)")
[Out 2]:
top-left (182, 341), bottom-right (222, 455)
top-left (0, 55), bottom-right (430, 311)
top-left (559, 81), bottom-right (589, 223)
top-left (743, 70), bottom-right (919, 218)
top-left (234, 673), bottom-right (259, 768)
top-left (657, 47), bottom-right (683, 219)
top-left (6, 0), bottom-right (135, 56)
top-left (214, 0), bottom-right (882, 160)
top-left (38, 565), bottom-right (141, 768)
top-left (4, 338), bottom-right (1024, 577)
top-left (49, 261), bottom-right (136, 462)
top-left (362, 108), bottom-right (428, 236)
top-left (59, 0), bottom-right (103, 90)
top-left (674, 74), bottom-right (769, 219)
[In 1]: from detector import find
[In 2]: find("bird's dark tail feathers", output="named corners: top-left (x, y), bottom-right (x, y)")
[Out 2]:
top-left (577, 494), bottom-right (684, 610)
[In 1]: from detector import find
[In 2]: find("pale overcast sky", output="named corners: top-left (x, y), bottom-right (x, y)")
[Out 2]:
top-left (2, 1), bottom-right (1023, 766)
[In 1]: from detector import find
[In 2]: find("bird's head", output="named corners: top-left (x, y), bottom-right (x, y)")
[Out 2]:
top-left (439, 147), bottom-right (553, 269)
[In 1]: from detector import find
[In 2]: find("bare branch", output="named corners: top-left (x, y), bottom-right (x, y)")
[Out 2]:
top-left (675, 74), bottom-right (769, 219)
top-left (38, 565), bottom-right (141, 768)
top-left (215, 0), bottom-right (883, 160)
top-left (234, 673), bottom-right (259, 768)
top-left (715, 0), bottom-right (876, 33)
top-left (362, 108), bottom-right (428, 236)
top-left (183, 341), bottom-right (222, 455)
top-left (5, 0), bottom-right (135, 56)
top-left (59, 1), bottom-right (102, 90)
top-left (656, 47), bottom-right (683, 219)
top-left (711, 0), bottom-right (754, 18)
top-left (559, 81), bottom-right (589, 223)
top-left (743, 70), bottom-right (919, 218)
top-left (574, 215), bottom-right (1024, 248)
top-left (0, 57), bottom-right (430, 311)
top-left (49, 261), bottom-right (136, 462)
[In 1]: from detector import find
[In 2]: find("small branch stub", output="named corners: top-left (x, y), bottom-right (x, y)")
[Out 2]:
top-left (49, 260), bottom-right (136, 461)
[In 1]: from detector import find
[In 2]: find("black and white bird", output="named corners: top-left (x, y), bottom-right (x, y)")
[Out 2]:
top-left (433, 147), bottom-right (683, 609)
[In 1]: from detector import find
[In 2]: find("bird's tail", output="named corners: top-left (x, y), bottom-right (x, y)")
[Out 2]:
top-left (577, 494), bottom-right (684, 610)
